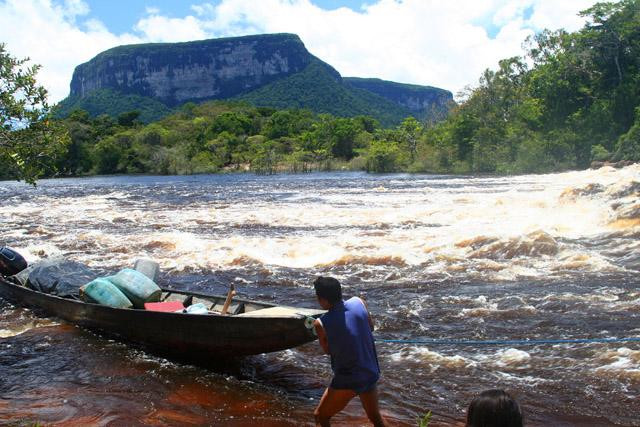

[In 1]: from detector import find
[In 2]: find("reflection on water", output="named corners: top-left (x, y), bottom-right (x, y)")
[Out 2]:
top-left (0, 324), bottom-right (313, 426)
top-left (1, 165), bottom-right (639, 425)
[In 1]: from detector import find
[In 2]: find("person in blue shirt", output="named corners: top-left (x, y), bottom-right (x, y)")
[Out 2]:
top-left (312, 276), bottom-right (386, 427)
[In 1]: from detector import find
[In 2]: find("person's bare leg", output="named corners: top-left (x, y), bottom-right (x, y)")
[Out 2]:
top-left (359, 385), bottom-right (386, 427)
top-left (314, 387), bottom-right (357, 427)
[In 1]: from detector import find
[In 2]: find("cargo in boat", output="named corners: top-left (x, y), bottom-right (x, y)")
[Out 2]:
top-left (0, 258), bottom-right (323, 361)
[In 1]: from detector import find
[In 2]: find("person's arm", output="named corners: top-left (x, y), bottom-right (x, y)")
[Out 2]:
top-left (314, 318), bottom-right (330, 354)
top-left (358, 297), bottom-right (375, 331)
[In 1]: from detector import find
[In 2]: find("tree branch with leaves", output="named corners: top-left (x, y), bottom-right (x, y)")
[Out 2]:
top-left (0, 43), bottom-right (68, 184)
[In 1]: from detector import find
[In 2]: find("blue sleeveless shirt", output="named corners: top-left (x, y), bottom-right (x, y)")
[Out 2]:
top-left (319, 297), bottom-right (380, 392)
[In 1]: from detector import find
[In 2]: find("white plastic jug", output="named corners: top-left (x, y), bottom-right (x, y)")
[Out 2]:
top-left (185, 303), bottom-right (208, 314)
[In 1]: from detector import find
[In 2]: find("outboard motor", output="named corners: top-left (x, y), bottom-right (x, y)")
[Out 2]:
top-left (0, 247), bottom-right (28, 276)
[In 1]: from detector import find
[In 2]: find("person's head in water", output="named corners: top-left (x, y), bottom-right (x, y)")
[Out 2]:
top-left (313, 276), bottom-right (342, 309)
top-left (466, 389), bottom-right (523, 427)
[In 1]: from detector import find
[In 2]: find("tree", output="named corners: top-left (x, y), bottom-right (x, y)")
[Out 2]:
top-left (399, 117), bottom-right (422, 162)
top-left (60, 110), bottom-right (95, 175)
top-left (208, 111), bottom-right (254, 136)
top-left (0, 43), bottom-right (68, 183)
top-left (614, 107), bottom-right (640, 161)
top-left (117, 110), bottom-right (141, 127)
top-left (366, 140), bottom-right (402, 172)
top-left (331, 118), bottom-right (359, 159)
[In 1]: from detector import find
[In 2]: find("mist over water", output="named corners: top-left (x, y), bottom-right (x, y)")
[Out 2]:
top-left (1, 165), bottom-right (639, 426)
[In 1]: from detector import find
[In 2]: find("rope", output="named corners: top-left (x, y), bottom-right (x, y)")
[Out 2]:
top-left (376, 337), bottom-right (640, 346)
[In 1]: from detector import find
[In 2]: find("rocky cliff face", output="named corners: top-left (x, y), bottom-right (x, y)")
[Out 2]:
top-left (70, 34), bottom-right (313, 106)
top-left (64, 33), bottom-right (453, 125)
top-left (344, 77), bottom-right (453, 117)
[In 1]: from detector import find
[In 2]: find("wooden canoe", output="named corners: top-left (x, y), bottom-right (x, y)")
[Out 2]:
top-left (0, 276), bottom-right (323, 361)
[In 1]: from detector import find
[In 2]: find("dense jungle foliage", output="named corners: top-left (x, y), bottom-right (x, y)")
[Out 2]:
top-left (50, 102), bottom-right (397, 175)
top-left (0, 0), bottom-right (638, 182)
top-left (428, 0), bottom-right (640, 174)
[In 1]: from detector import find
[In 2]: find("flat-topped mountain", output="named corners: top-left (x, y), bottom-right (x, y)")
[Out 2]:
top-left (69, 34), bottom-right (313, 106)
top-left (344, 77), bottom-right (452, 121)
top-left (58, 33), bottom-right (453, 125)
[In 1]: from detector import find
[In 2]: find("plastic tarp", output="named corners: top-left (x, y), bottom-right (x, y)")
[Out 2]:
top-left (18, 258), bottom-right (98, 298)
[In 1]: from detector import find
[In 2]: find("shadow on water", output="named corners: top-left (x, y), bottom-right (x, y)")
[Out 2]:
top-left (0, 322), bottom-right (306, 426)
top-left (0, 317), bottom-right (406, 426)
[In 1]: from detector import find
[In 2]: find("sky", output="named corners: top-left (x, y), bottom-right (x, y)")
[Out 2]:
top-left (0, 0), bottom-right (601, 103)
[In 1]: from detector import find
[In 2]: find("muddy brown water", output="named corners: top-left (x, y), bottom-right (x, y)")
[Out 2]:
top-left (1, 167), bottom-right (639, 426)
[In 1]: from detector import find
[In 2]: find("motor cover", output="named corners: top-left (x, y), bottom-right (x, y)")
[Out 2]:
top-left (0, 247), bottom-right (28, 276)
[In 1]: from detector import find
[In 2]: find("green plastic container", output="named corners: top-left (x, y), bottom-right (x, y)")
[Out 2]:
top-left (81, 278), bottom-right (133, 309)
top-left (108, 268), bottom-right (162, 309)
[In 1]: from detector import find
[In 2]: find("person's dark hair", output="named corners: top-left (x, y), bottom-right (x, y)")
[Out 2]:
top-left (313, 276), bottom-right (342, 304)
top-left (466, 389), bottom-right (523, 427)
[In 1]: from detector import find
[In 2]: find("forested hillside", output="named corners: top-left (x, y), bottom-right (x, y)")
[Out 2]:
top-left (423, 0), bottom-right (640, 173)
top-left (1, 0), bottom-right (637, 183)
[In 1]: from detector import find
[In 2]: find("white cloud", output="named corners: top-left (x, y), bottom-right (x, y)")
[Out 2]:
top-left (180, 0), bottom-right (599, 97)
top-left (134, 11), bottom-right (207, 41)
top-left (59, 0), bottom-right (89, 20)
top-left (0, 0), bottom-right (600, 104)
top-left (0, 0), bottom-right (141, 102)
top-left (526, 0), bottom-right (597, 31)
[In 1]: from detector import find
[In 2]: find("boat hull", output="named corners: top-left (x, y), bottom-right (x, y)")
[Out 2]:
top-left (0, 277), bottom-right (320, 360)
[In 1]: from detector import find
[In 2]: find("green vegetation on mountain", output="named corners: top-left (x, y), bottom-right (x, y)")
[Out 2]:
top-left (56, 89), bottom-right (173, 124)
top-left (80, 33), bottom-right (306, 64)
top-left (344, 77), bottom-right (452, 123)
top-left (236, 59), bottom-right (415, 127)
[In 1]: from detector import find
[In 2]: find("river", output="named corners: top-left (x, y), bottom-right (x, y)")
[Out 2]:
top-left (1, 165), bottom-right (639, 426)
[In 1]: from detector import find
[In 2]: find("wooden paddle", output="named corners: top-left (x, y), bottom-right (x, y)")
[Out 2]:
top-left (220, 284), bottom-right (236, 315)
